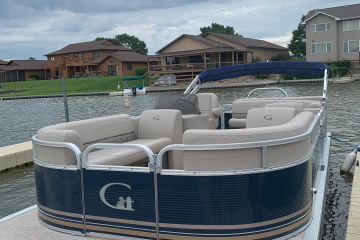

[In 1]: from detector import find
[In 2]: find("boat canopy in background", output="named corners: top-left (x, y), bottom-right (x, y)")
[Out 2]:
top-left (123, 76), bottom-right (144, 81)
top-left (198, 62), bottom-right (329, 83)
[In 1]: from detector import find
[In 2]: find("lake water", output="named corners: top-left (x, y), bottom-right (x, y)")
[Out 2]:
top-left (1, 82), bottom-right (359, 239)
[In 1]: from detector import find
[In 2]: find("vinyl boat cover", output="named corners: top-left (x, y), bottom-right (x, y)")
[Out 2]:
top-left (198, 61), bottom-right (329, 83)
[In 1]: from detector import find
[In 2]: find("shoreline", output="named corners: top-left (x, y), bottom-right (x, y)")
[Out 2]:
top-left (0, 78), bottom-right (332, 100)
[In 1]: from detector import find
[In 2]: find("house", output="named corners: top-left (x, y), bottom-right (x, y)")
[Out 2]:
top-left (44, 39), bottom-right (150, 79)
top-left (86, 50), bottom-right (151, 76)
top-left (304, 3), bottom-right (360, 62)
top-left (0, 60), bottom-right (46, 82)
top-left (147, 33), bottom-right (288, 83)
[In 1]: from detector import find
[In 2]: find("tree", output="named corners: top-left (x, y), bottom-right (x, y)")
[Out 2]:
top-left (113, 34), bottom-right (148, 55)
top-left (288, 15), bottom-right (306, 58)
top-left (200, 23), bottom-right (242, 36)
top-left (29, 57), bottom-right (36, 60)
top-left (94, 34), bottom-right (148, 55)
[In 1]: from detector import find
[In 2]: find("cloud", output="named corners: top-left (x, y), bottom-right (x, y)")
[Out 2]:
top-left (261, 32), bottom-right (293, 48)
top-left (0, 0), bottom-right (359, 60)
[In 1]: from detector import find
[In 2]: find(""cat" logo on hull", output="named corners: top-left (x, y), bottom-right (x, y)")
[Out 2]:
top-left (100, 183), bottom-right (134, 211)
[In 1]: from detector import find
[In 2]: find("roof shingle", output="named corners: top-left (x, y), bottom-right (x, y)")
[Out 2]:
top-left (156, 34), bottom-right (233, 53)
top-left (3, 60), bottom-right (45, 71)
top-left (88, 51), bottom-right (150, 64)
top-left (45, 39), bottom-right (132, 56)
top-left (305, 3), bottom-right (360, 21)
top-left (203, 33), bottom-right (288, 50)
top-left (0, 60), bottom-right (7, 65)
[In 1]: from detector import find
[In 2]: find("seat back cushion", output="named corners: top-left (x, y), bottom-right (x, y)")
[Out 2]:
top-left (183, 111), bottom-right (315, 170)
top-left (197, 93), bottom-right (220, 129)
top-left (36, 114), bottom-right (136, 165)
top-left (138, 109), bottom-right (183, 169)
top-left (63, 114), bottom-right (135, 146)
top-left (246, 107), bottom-right (295, 128)
top-left (232, 99), bottom-right (321, 119)
top-left (265, 102), bottom-right (303, 114)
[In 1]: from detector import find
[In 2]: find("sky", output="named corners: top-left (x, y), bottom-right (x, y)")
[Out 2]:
top-left (0, 0), bottom-right (358, 60)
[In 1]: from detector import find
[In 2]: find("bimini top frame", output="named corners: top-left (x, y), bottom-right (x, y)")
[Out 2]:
top-left (184, 61), bottom-right (329, 102)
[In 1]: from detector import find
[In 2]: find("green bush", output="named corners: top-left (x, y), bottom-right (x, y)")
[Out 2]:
top-left (270, 52), bottom-right (290, 61)
top-left (255, 74), bottom-right (269, 79)
top-left (29, 73), bottom-right (40, 80)
top-left (280, 59), bottom-right (352, 80)
top-left (26, 78), bottom-right (37, 81)
top-left (134, 66), bottom-right (148, 76)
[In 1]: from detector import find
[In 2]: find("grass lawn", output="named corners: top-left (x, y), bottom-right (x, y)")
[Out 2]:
top-left (0, 76), bottom-right (150, 97)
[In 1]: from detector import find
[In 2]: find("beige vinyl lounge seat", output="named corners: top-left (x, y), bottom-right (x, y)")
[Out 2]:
top-left (36, 110), bottom-right (183, 167)
top-left (183, 110), bottom-right (315, 171)
top-left (196, 93), bottom-right (223, 129)
top-left (229, 103), bottom-right (300, 129)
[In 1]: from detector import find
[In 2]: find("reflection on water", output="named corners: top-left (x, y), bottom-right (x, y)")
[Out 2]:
top-left (1, 82), bottom-right (359, 239)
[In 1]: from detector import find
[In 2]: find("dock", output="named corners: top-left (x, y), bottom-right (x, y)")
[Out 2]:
top-left (0, 141), bottom-right (33, 172)
top-left (346, 151), bottom-right (360, 239)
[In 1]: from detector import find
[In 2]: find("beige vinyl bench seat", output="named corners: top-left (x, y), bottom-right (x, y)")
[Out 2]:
top-left (88, 138), bottom-right (172, 166)
top-left (231, 97), bottom-right (322, 119)
top-left (36, 109), bottom-right (184, 168)
top-left (183, 110), bottom-right (315, 171)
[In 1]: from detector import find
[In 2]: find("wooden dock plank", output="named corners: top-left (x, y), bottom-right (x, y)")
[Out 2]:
top-left (346, 151), bottom-right (360, 239)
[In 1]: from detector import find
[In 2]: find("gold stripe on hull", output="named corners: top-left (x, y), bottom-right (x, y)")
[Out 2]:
top-left (37, 201), bottom-right (311, 231)
top-left (38, 209), bottom-right (311, 240)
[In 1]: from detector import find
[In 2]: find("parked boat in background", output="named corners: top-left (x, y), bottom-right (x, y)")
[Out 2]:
top-left (123, 76), bottom-right (146, 95)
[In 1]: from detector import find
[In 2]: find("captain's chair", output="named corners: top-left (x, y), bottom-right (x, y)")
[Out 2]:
top-left (196, 93), bottom-right (223, 129)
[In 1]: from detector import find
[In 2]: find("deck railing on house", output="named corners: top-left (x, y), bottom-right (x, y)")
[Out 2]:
top-left (148, 61), bottom-right (245, 85)
top-left (44, 59), bottom-right (65, 68)
top-left (66, 57), bottom-right (96, 65)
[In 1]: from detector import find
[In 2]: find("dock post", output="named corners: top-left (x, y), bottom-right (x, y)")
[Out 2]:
top-left (61, 77), bottom-right (70, 122)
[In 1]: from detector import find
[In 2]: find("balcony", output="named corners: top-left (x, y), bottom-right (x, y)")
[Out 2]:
top-left (149, 62), bottom-right (242, 73)
top-left (66, 57), bottom-right (96, 65)
top-left (149, 61), bottom-right (244, 83)
top-left (44, 59), bottom-right (65, 68)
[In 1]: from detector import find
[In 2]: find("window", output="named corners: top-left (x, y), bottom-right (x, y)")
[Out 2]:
top-left (93, 52), bottom-right (99, 57)
top-left (78, 54), bottom-right (84, 58)
top-left (343, 20), bottom-right (360, 31)
top-left (110, 59), bottom-right (115, 63)
top-left (343, 40), bottom-right (360, 53)
top-left (189, 54), bottom-right (209, 63)
top-left (166, 57), bottom-right (180, 65)
top-left (311, 22), bottom-right (331, 32)
top-left (92, 66), bottom-right (98, 71)
top-left (50, 57), bottom-right (55, 61)
top-left (127, 63), bottom-right (132, 70)
top-left (311, 42), bottom-right (332, 53)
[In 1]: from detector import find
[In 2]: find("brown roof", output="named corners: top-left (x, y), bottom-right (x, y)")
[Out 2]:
top-left (305, 3), bottom-right (360, 22)
top-left (148, 47), bottom-right (250, 58)
top-left (45, 39), bottom-right (132, 56)
top-left (156, 34), bottom-right (232, 54)
top-left (3, 60), bottom-right (45, 71)
top-left (203, 32), bottom-right (288, 50)
top-left (0, 60), bottom-right (7, 65)
top-left (88, 51), bottom-right (151, 64)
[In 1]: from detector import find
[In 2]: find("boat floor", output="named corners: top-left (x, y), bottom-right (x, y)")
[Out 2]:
top-left (0, 207), bottom-right (304, 240)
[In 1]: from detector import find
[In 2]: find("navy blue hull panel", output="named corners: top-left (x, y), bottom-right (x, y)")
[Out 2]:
top-left (83, 169), bottom-right (156, 239)
top-left (35, 165), bottom-right (82, 214)
top-left (158, 160), bottom-right (312, 238)
top-left (34, 164), bottom-right (84, 233)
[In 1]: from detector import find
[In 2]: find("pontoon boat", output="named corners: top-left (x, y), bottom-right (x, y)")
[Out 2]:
top-left (32, 61), bottom-right (331, 240)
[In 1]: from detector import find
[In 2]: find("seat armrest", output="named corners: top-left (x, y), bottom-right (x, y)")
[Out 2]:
top-left (212, 108), bottom-right (223, 117)
top-left (229, 118), bottom-right (246, 129)
top-left (309, 102), bottom-right (321, 108)
top-left (131, 116), bottom-right (140, 137)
